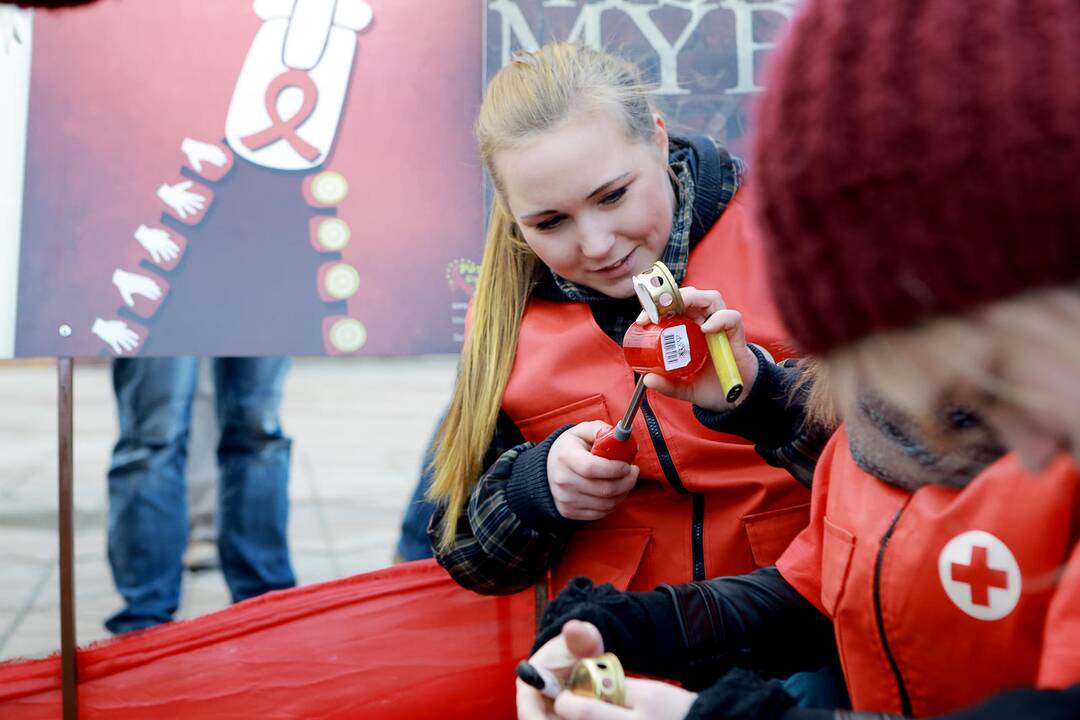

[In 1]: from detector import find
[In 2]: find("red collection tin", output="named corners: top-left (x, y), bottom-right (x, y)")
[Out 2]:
top-left (621, 316), bottom-right (708, 381)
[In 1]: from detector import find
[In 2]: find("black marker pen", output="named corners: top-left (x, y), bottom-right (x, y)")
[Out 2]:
top-left (515, 660), bottom-right (562, 700)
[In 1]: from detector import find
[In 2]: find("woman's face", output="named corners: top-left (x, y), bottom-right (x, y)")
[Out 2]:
top-left (962, 343), bottom-right (1080, 471)
top-left (870, 324), bottom-right (1080, 473)
top-left (493, 109), bottom-right (675, 299)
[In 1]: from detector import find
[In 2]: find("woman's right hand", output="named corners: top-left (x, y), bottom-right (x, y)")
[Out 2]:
top-left (517, 620), bottom-right (606, 720)
top-left (547, 422), bottom-right (640, 521)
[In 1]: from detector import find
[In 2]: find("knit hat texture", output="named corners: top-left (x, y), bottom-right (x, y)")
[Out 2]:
top-left (752, 0), bottom-right (1080, 354)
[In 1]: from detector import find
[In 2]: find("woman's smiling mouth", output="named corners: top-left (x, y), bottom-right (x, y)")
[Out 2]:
top-left (592, 248), bottom-right (636, 278)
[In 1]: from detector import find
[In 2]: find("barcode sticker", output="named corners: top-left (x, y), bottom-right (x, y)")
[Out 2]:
top-left (660, 324), bottom-right (692, 371)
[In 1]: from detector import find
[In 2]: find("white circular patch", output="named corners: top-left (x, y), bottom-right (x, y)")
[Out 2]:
top-left (328, 318), bottom-right (366, 353)
top-left (317, 218), bottom-right (350, 251)
top-left (937, 530), bottom-right (1021, 621)
top-left (311, 171), bottom-right (348, 205)
top-left (324, 263), bottom-right (360, 299)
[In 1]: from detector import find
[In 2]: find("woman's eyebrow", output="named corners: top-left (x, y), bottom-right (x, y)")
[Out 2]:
top-left (585, 172), bottom-right (631, 200)
top-left (521, 207), bottom-right (560, 220)
top-left (520, 172), bottom-right (632, 220)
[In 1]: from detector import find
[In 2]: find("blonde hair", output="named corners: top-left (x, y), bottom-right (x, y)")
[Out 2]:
top-left (807, 287), bottom-right (1080, 431)
top-left (428, 43), bottom-right (659, 549)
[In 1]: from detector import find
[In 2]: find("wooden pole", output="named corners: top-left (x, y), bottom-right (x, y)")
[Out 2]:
top-left (58, 357), bottom-right (78, 720)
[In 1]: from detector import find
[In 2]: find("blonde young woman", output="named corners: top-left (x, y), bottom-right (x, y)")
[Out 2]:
top-left (519, 1), bottom-right (1080, 719)
top-left (427, 44), bottom-right (817, 600)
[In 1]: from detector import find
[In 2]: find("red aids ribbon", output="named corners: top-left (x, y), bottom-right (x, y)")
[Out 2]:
top-left (241, 69), bottom-right (321, 162)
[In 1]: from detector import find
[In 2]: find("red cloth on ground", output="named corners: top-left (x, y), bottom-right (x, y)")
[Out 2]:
top-left (0, 560), bottom-right (536, 718)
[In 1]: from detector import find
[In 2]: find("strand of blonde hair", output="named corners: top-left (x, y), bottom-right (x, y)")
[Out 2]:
top-left (428, 202), bottom-right (539, 549)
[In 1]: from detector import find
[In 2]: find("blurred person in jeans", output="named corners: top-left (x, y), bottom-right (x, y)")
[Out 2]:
top-left (183, 361), bottom-right (220, 572)
top-left (105, 357), bottom-right (296, 634)
top-left (393, 414), bottom-right (441, 563)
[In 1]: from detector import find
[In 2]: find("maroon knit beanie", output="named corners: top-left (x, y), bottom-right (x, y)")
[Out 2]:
top-left (752, 0), bottom-right (1080, 355)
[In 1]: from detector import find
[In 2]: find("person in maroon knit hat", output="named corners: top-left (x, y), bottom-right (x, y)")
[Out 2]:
top-left (4, 1), bottom-right (100, 7)
top-left (517, 0), bottom-right (1080, 718)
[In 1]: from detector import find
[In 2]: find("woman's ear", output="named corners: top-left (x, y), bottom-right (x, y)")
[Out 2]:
top-left (652, 113), bottom-right (669, 155)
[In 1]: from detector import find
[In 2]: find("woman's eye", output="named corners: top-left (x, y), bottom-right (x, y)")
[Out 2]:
top-left (944, 407), bottom-right (982, 429)
top-left (600, 187), bottom-right (627, 205)
top-left (536, 216), bottom-right (564, 231)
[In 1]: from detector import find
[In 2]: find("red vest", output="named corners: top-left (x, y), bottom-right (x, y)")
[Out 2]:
top-left (778, 429), bottom-right (1080, 716)
top-left (502, 191), bottom-right (811, 595)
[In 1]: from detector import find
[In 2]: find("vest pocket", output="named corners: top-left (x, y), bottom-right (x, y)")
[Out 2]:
top-left (514, 393), bottom-right (614, 444)
top-left (821, 517), bottom-right (856, 617)
top-left (742, 503), bottom-right (812, 567)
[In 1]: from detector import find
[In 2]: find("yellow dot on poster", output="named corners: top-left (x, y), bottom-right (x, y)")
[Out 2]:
top-left (329, 318), bottom-right (367, 353)
top-left (324, 263), bottom-right (360, 299)
top-left (311, 171), bottom-right (348, 205)
top-left (317, 218), bottom-right (351, 251)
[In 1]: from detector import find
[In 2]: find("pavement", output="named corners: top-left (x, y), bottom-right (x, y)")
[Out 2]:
top-left (0, 355), bottom-right (456, 661)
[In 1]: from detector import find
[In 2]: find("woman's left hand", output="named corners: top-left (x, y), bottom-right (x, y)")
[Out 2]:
top-left (552, 677), bottom-right (698, 720)
top-left (635, 286), bottom-right (759, 412)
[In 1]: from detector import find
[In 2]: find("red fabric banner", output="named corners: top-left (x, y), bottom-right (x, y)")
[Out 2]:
top-left (0, 560), bottom-right (535, 718)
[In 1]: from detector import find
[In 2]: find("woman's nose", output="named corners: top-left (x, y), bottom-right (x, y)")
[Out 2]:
top-left (984, 406), bottom-right (1064, 472)
top-left (578, 219), bottom-right (615, 260)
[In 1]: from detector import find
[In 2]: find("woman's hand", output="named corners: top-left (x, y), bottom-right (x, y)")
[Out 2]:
top-left (518, 620), bottom-right (606, 720)
top-left (553, 677), bottom-right (698, 720)
top-left (547, 422), bottom-right (640, 521)
top-left (636, 286), bottom-right (759, 412)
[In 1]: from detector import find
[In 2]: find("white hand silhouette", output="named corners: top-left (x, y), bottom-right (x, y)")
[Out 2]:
top-left (335, 0), bottom-right (374, 32)
top-left (253, 0), bottom-right (293, 21)
top-left (157, 181), bottom-right (206, 219)
top-left (180, 138), bottom-right (228, 173)
top-left (91, 318), bottom-right (140, 354)
top-left (112, 268), bottom-right (163, 307)
top-left (134, 224), bottom-right (180, 264)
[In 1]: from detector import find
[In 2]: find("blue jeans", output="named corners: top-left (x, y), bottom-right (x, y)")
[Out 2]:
top-left (395, 462), bottom-right (437, 561)
top-left (783, 663), bottom-right (850, 709)
top-left (394, 413), bottom-right (441, 561)
top-left (105, 357), bottom-right (296, 634)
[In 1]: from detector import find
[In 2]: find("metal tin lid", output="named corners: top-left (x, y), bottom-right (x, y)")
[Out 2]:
top-left (631, 261), bottom-right (684, 324)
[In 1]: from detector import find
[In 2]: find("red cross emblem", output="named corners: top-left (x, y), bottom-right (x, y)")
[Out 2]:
top-left (938, 531), bottom-right (1021, 621)
top-left (950, 545), bottom-right (1009, 607)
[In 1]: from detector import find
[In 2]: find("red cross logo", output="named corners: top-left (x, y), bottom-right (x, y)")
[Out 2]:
top-left (938, 531), bottom-right (1021, 621)
top-left (950, 545), bottom-right (1009, 607)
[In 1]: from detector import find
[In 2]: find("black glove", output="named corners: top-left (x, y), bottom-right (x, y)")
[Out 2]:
top-left (531, 577), bottom-right (674, 679)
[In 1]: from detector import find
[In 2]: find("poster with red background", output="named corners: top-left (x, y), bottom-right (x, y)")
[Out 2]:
top-left (8, 0), bottom-right (794, 358)
top-left (14, 0), bottom-right (484, 357)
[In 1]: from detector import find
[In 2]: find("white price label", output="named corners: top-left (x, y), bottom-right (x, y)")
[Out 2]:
top-left (660, 325), bottom-right (692, 371)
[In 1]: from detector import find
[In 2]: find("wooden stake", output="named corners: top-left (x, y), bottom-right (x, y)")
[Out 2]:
top-left (58, 357), bottom-right (77, 720)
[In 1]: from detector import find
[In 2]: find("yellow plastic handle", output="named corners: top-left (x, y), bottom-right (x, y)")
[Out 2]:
top-left (706, 332), bottom-right (744, 403)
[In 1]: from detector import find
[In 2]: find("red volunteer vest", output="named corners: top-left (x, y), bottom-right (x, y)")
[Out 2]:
top-left (502, 191), bottom-right (811, 595)
top-left (778, 429), bottom-right (1080, 716)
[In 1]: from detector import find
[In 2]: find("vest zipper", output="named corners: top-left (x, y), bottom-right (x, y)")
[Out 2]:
top-left (874, 507), bottom-right (912, 716)
top-left (639, 394), bottom-right (706, 581)
top-left (691, 493), bottom-right (705, 580)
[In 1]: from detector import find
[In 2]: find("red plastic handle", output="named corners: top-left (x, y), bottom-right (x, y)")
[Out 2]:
top-left (591, 426), bottom-right (638, 463)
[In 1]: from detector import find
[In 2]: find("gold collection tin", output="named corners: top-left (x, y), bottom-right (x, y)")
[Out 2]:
top-left (568, 652), bottom-right (626, 707)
